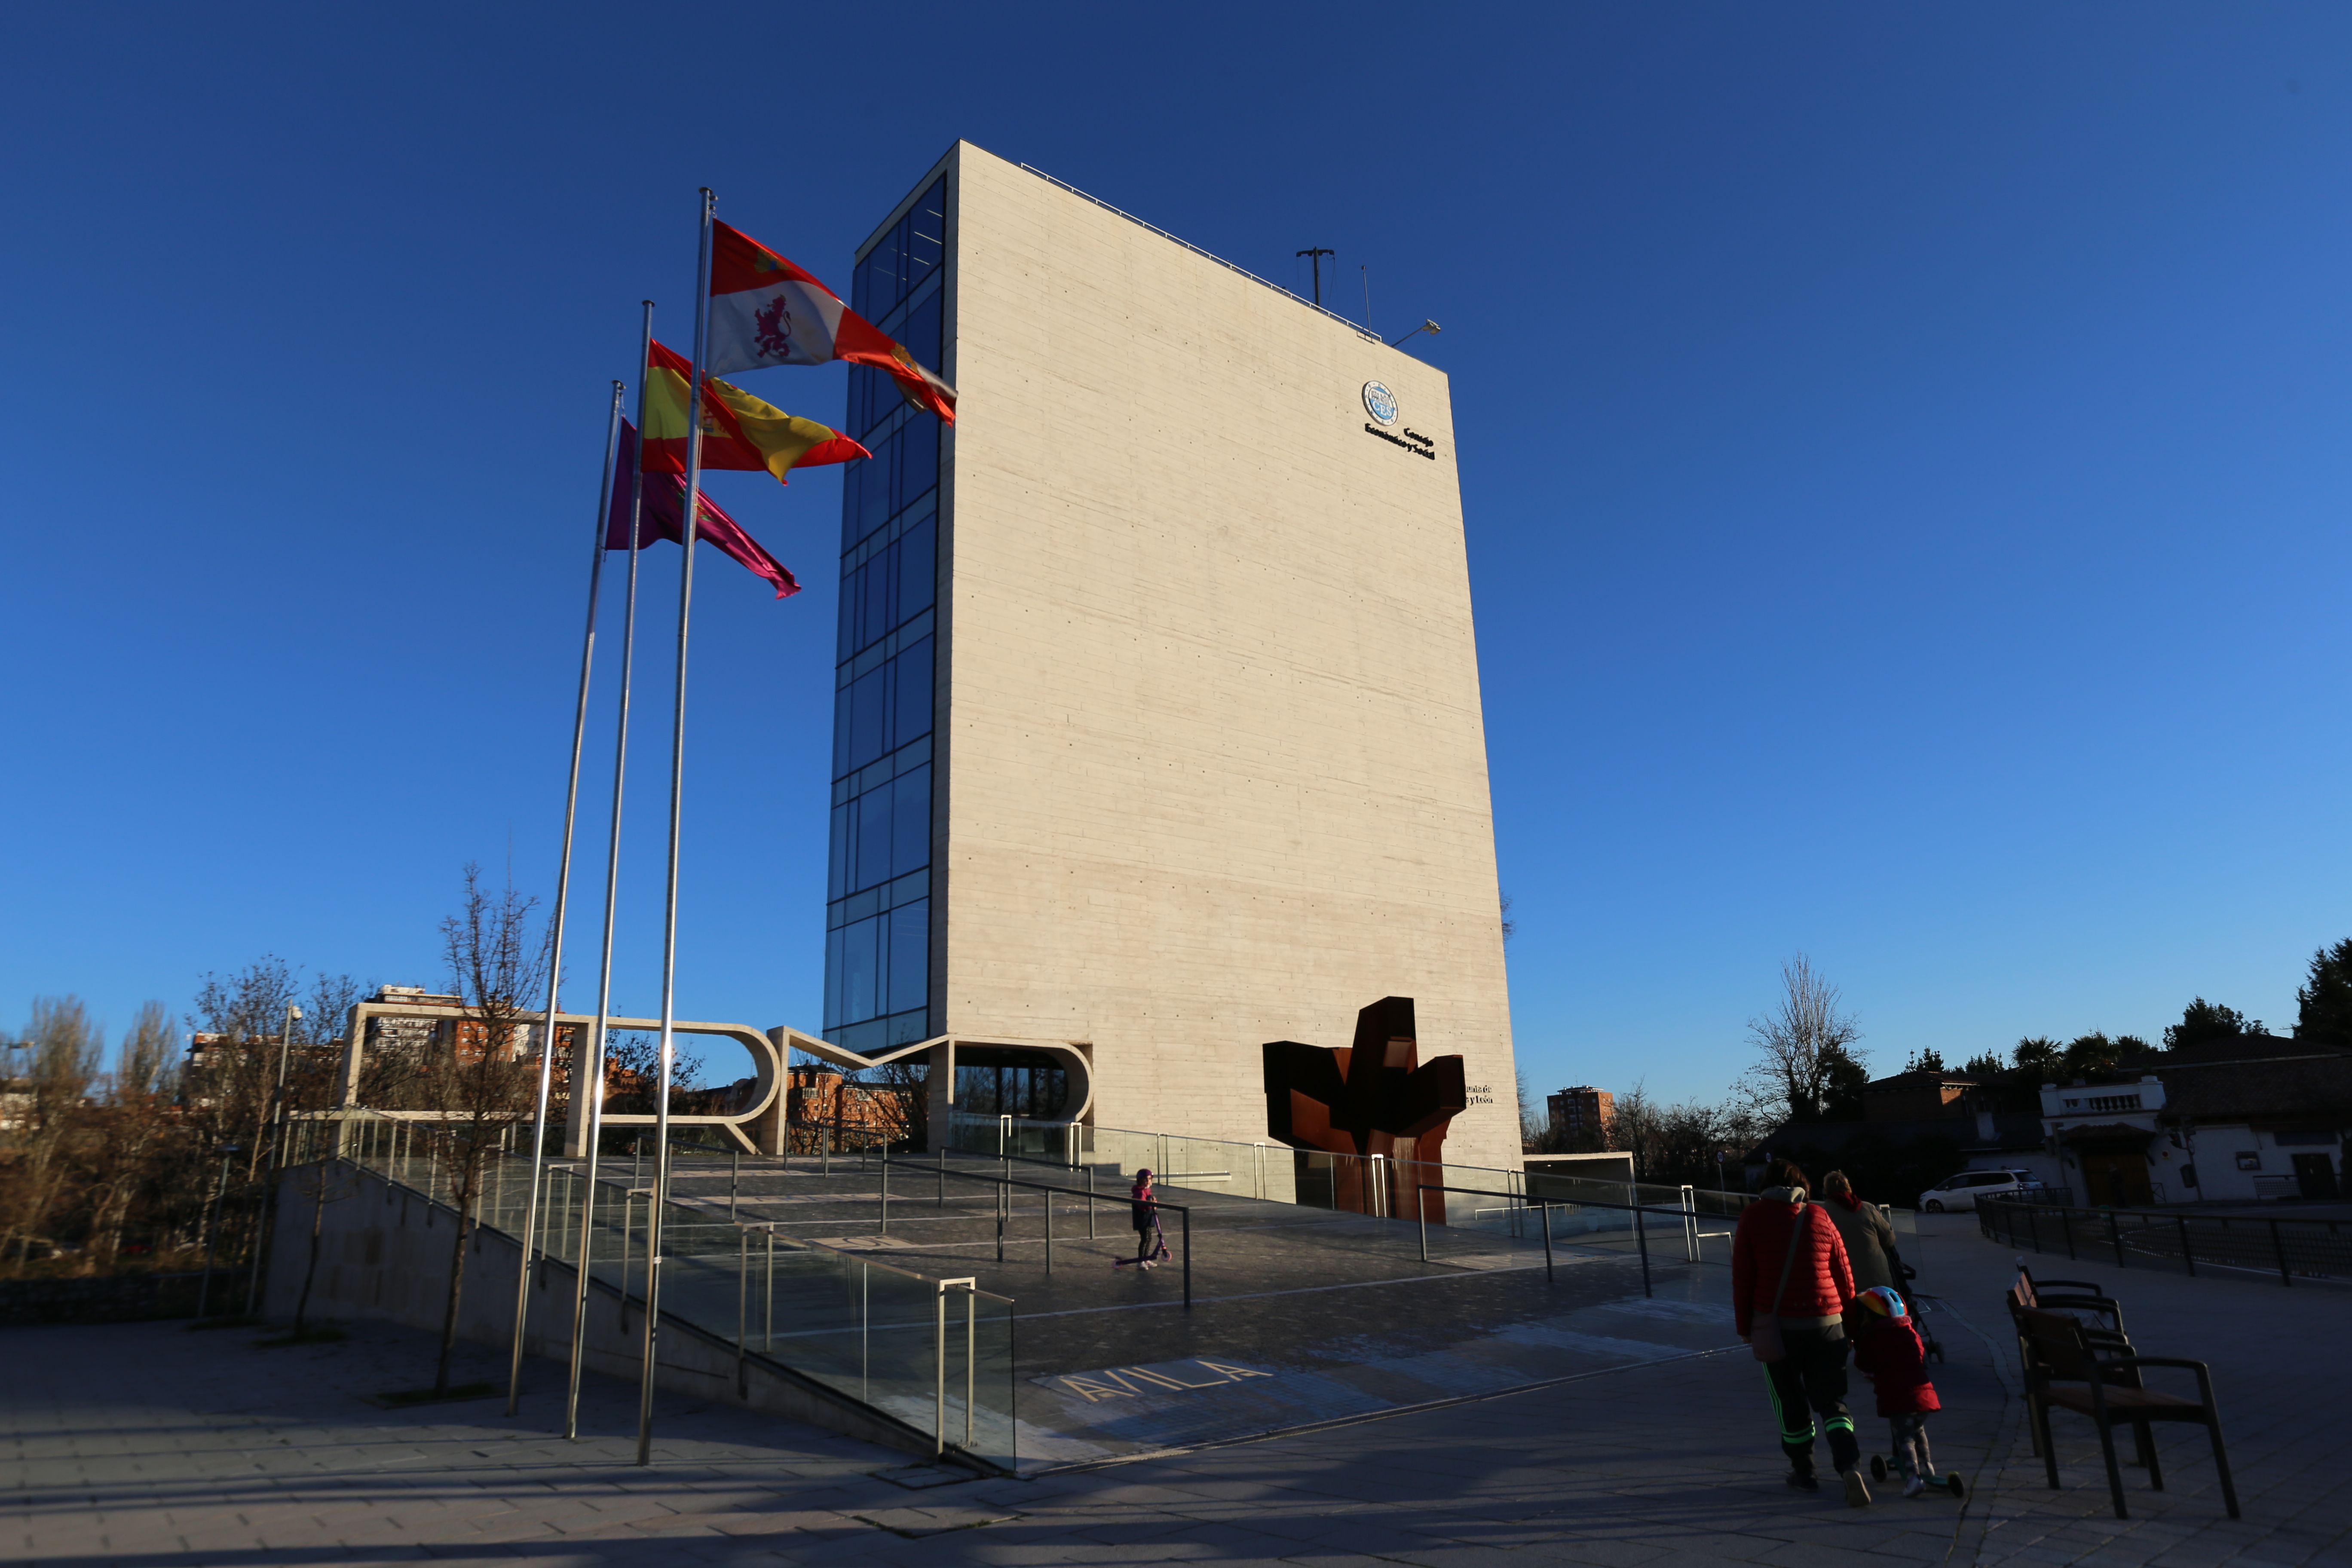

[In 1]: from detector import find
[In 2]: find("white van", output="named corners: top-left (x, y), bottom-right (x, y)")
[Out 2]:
top-left (1917, 1170), bottom-right (2037, 1212)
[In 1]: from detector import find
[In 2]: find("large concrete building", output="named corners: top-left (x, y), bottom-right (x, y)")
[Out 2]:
top-left (818, 142), bottom-right (1520, 1170)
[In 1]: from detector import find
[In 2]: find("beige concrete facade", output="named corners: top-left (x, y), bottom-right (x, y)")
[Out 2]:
top-left (885, 143), bottom-right (1518, 1170)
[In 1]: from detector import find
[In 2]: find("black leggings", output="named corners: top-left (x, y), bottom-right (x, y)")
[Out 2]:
top-left (1763, 1324), bottom-right (1859, 1473)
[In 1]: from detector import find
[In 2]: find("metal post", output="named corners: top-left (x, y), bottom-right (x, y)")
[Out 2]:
top-left (2110, 1210), bottom-right (2125, 1269)
top-left (735, 1229), bottom-right (747, 1393)
top-left (1681, 1185), bottom-right (1698, 1263)
top-left (965, 1288), bottom-right (975, 1447)
top-left (995, 1176), bottom-right (1004, 1263)
top-left (934, 1283), bottom-right (946, 1456)
top-left (2272, 1219), bottom-right (2291, 1286)
top-left (730, 1149), bottom-right (739, 1222)
top-left (1087, 1168), bottom-right (1095, 1238)
top-left (619, 1192), bottom-right (634, 1328)
top-left (639, 188), bottom-right (717, 1469)
top-left (505, 379), bottom-right (623, 1413)
top-left (1418, 1186), bottom-right (1428, 1262)
top-left (2179, 1214), bottom-right (2196, 1277)
top-left (1182, 1207), bottom-right (1192, 1309)
top-left (1044, 1187), bottom-right (1053, 1275)
top-left (1540, 1200), bottom-right (1554, 1282)
top-left (880, 1150), bottom-right (889, 1236)
top-left (1634, 1203), bottom-right (1654, 1298)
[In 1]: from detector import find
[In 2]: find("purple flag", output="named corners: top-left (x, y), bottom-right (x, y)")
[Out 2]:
top-left (607, 423), bottom-right (801, 600)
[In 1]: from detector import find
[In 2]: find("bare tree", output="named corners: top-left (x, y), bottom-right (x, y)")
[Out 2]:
top-left (423, 864), bottom-right (548, 1397)
top-left (1, 998), bottom-right (104, 1272)
top-left (858, 1059), bottom-right (928, 1152)
top-left (1741, 955), bottom-right (1866, 1124)
top-left (1516, 1069), bottom-right (1545, 1153)
top-left (83, 1002), bottom-right (180, 1273)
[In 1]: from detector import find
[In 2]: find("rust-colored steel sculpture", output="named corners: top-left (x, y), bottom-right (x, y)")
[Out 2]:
top-left (1263, 997), bottom-right (1467, 1222)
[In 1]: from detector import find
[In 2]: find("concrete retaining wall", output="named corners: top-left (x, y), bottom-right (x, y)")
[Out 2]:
top-left (261, 1161), bottom-right (964, 1464)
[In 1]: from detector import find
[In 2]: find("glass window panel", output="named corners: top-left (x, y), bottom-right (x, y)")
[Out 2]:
top-left (899, 291), bottom-right (942, 376)
top-left (905, 181), bottom-right (944, 290)
top-left (887, 899), bottom-right (929, 1017)
top-left (839, 914), bottom-right (881, 1026)
top-left (846, 665), bottom-right (886, 772)
top-left (857, 429), bottom-right (894, 542)
top-left (898, 410), bottom-right (938, 507)
top-left (859, 539), bottom-right (893, 649)
top-left (892, 637), bottom-right (933, 748)
top-left (836, 557), bottom-right (863, 662)
top-left (854, 777), bottom-right (891, 894)
top-left (891, 764), bottom-right (931, 879)
top-left (896, 516), bottom-right (935, 625)
top-left (827, 799), bottom-right (851, 902)
top-left (831, 682), bottom-right (851, 779)
top-left (823, 924), bottom-right (845, 1030)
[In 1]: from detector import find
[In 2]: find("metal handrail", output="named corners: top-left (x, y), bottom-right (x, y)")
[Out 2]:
top-left (891, 1152), bottom-right (1193, 1308)
top-left (1417, 1183), bottom-right (1704, 1298)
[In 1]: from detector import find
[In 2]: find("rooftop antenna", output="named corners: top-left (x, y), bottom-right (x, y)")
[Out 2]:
top-left (1361, 264), bottom-right (1372, 330)
top-left (1296, 248), bottom-right (1333, 306)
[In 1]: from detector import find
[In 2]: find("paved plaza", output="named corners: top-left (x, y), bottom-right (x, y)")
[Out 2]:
top-left (7, 1215), bottom-right (2345, 1566)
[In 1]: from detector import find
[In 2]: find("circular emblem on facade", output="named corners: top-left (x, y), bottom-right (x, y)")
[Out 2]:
top-left (1361, 380), bottom-right (1400, 427)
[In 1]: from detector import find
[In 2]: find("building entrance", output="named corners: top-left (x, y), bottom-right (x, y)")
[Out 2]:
top-left (2079, 1152), bottom-right (2153, 1208)
top-left (2292, 1153), bottom-right (2340, 1200)
top-left (953, 1046), bottom-right (1070, 1120)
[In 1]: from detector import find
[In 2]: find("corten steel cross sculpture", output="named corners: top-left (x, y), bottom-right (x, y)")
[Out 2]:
top-left (1263, 996), bottom-right (1467, 1222)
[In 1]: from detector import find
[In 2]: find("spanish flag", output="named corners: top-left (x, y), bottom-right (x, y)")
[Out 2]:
top-left (704, 220), bottom-right (956, 423)
top-left (641, 339), bottom-right (869, 480)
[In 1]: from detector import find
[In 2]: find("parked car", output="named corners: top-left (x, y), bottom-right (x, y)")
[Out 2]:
top-left (1917, 1170), bottom-right (2040, 1212)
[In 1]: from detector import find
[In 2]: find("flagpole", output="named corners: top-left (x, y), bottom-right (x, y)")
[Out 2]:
top-left (503, 379), bottom-right (624, 1417)
top-left (639, 188), bottom-right (714, 1466)
top-left (567, 300), bottom-right (655, 1441)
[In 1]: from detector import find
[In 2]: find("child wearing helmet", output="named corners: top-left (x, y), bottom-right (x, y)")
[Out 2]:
top-left (1849, 1285), bottom-right (1962, 1499)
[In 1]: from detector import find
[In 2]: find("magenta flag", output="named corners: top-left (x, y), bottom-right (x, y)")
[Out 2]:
top-left (607, 422), bottom-right (801, 599)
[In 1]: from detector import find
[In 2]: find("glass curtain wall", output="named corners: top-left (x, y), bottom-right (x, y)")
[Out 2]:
top-left (824, 177), bottom-right (947, 1054)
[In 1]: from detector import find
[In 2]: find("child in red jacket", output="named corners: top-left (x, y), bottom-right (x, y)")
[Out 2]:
top-left (1850, 1287), bottom-right (1963, 1498)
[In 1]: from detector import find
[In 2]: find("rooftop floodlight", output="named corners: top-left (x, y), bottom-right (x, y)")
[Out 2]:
top-left (1390, 319), bottom-right (1442, 347)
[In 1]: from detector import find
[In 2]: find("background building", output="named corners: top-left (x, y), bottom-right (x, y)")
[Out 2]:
top-left (819, 143), bottom-right (1520, 1168)
top-left (1546, 1085), bottom-right (1616, 1149)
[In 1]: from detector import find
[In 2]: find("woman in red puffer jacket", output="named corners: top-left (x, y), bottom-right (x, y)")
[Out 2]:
top-left (1731, 1162), bottom-right (1866, 1503)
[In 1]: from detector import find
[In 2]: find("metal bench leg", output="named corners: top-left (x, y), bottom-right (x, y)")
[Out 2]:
top-left (2095, 1414), bottom-right (2130, 1520)
top-left (2039, 1399), bottom-right (2061, 1490)
top-left (2137, 1421), bottom-right (2162, 1491)
top-left (2208, 1416), bottom-right (2241, 1520)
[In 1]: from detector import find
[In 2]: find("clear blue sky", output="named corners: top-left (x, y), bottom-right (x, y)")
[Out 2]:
top-left (3, 5), bottom-right (2347, 1104)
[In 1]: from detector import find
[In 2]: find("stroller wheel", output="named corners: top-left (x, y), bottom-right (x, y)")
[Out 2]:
top-left (1870, 1457), bottom-right (1887, 1482)
top-left (1946, 1475), bottom-right (1966, 1499)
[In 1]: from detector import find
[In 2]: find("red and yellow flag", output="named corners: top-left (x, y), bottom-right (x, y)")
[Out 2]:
top-left (705, 220), bottom-right (957, 423)
top-left (641, 339), bottom-right (870, 480)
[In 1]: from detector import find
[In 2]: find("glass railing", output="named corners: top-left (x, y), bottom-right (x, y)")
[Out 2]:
top-left (287, 1111), bottom-right (1018, 1470)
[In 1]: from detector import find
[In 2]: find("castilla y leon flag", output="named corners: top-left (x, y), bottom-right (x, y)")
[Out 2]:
top-left (641, 339), bottom-right (870, 481)
top-left (706, 220), bottom-right (957, 423)
top-left (608, 422), bottom-right (799, 599)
